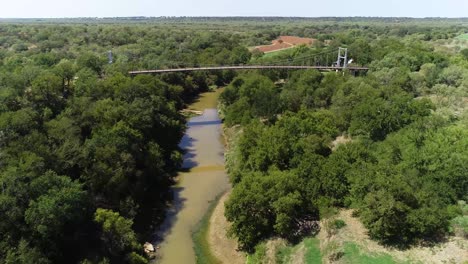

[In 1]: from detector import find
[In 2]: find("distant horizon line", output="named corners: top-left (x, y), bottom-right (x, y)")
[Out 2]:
top-left (1, 16), bottom-right (468, 19)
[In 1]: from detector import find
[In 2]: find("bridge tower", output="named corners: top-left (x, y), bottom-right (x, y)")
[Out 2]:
top-left (108, 50), bottom-right (113, 64)
top-left (336, 47), bottom-right (348, 69)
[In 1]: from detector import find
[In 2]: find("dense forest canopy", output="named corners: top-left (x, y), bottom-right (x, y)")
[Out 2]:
top-left (0, 21), bottom-right (253, 263)
top-left (0, 17), bottom-right (467, 263)
top-left (218, 19), bottom-right (468, 252)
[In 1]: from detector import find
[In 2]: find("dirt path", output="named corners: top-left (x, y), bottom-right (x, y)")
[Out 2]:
top-left (207, 191), bottom-right (246, 264)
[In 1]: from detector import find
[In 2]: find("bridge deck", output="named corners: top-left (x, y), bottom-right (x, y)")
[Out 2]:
top-left (129, 65), bottom-right (369, 75)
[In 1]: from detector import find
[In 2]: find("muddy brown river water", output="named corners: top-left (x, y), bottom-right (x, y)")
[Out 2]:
top-left (154, 90), bottom-right (229, 263)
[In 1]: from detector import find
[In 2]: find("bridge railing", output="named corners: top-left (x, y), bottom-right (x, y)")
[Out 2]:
top-left (129, 65), bottom-right (369, 75)
top-left (128, 48), bottom-right (369, 74)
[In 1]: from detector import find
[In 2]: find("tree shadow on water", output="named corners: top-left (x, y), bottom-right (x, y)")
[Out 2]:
top-left (179, 135), bottom-right (198, 169)
top-left (147, 133), bottom-right (200, 244)
top-left (150, 186), bottom-right (188, 245)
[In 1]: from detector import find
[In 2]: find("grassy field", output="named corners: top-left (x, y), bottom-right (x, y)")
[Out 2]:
top-left (191, 194), bottom-right (223, 264)
top-left (342, 243), bottom-right (398, 264)
top-left (246, 237), bottom-right (322, 264)
top-left (303, 238), bottom-right (322, 263)
top-left (212, 207), bottom-right (466, 264)
top-left (246, 243), bottom-right (267, 264)
top-left (246, 239), bottom-right (399, 264)
top-left (456, 33), bottom-right (468, 40)
top-left (261, 48), bottom-right (294, 59)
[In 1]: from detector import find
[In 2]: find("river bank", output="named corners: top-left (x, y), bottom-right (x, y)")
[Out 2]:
top-left (202, 124), bottom-right (246, 264)
top-left (206, 190), bottom-right (246, 264)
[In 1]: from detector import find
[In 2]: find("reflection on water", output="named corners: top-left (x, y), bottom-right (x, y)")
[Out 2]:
top-left (154, 108), bottom-right (229, 264)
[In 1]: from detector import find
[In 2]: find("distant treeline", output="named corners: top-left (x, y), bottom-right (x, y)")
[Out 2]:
top-left (2, 16), bottom-right (468, 24)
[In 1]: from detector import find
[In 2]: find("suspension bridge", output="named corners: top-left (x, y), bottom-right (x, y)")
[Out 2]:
top-left (128, 47), bottom-right (369, 75)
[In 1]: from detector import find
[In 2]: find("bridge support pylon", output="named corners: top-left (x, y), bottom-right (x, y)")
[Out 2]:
top-left (336, 47), bottom-right (348, 69)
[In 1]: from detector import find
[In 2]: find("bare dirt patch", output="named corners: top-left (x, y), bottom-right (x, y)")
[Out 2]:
top-left (254, 36), bottom-right (317, 53)
top-left (330, 135), bottom-right (352, 151)
top-left (256, 42), bottom-right (293, 53)
top-left (207, 191), bottom-right (246, 264)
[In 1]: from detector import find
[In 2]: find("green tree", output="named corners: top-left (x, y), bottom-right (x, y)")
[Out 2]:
top-left (4, 240), bottom-right (50, 264)
top-left (225, 170), bottom-right (307, 251)
top-left (25, 171), bottom-right (86, 239)
top-left (28, 72), bottom-right (65, 114)
top-left (77, 53), bottom-right (106, 75)
top-left (54, 59), bottom-right (76, 89)
top-left (460, 48), bottom-right (468, 60)
top-left (230, 46), bottom-right (252, 65)
top-left (94, 209), bottom-right (141, 256)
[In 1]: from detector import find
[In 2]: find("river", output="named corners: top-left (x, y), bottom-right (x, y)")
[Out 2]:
top-left (154, 89), bottom-right (229, 263)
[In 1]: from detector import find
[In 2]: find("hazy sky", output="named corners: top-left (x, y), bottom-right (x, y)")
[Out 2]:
top-left (0, 0), bottom-right (467, 18)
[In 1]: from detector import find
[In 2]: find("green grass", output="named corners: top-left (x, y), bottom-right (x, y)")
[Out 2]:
top-left (247, 237), bottom-right (321, 264)
top-left (246, 242), bottom-right (267, 264)
top-left (248, 239), bottom-right (405, 264)
top-left (275, 237), bottom-right (322, 264)
top-left (456, 33), bottom-right (468, 40)
top-left (332, 219), bottom-right (346, 229)
top-left (276, 243), bottom-right (293, 263)
top-left (342, 243), bottom-right (397, 264)
top-left (261, 48), bottom-right (294, 59)
top-left (191, 193), bottom-right (224, 264)
top-left (304, 238), bottom-right (322, 263)
top-left (450, 200), bottom-right (468, 237)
